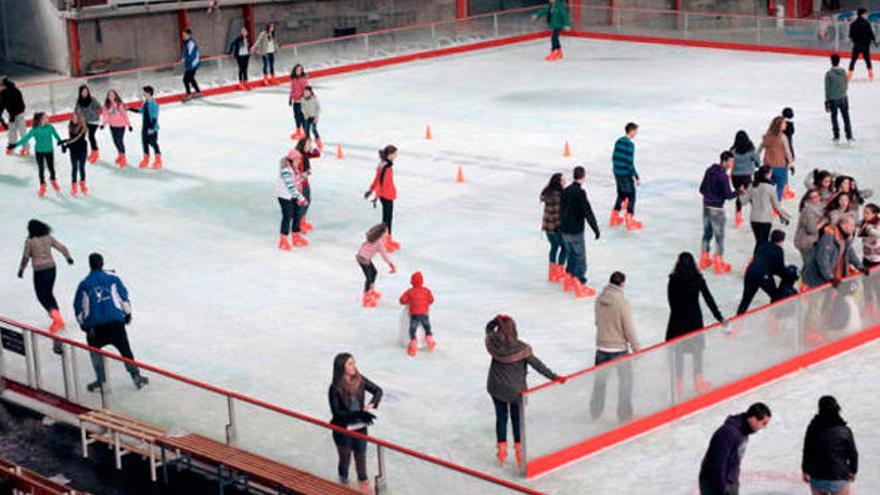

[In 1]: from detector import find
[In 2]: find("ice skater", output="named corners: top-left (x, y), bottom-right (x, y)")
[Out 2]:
top-left (795, 189), bottom-right (827, 267)
top-left (228, 26), bottom-right (251, 90)
top-left (738, 166), bottom-right (790, 253)
top-left (736, 229), bottom-right (787, 315)
top-left (0, 77), bottom-right (29, 156)
top-left (181, 28), bottom-right (202, 101)
top-left (757, 116), bottom-right (794, 202)
top-left (289, 64), bottom-right (309, 140)
top-left (61, 112), bottom-right (89, 196)
top-left (100, 90), bottom-right (132, 167)
top-left (540, 173), bottom-right (567, 283)
top-left (801, 396), bottom-right (859, 495)
top-left (355, 223), bottom-right (396, 308)
top-left (699, 151), bottom-right (739, 274)
top-left (74, 253), bottom-right (148, 392)
top-left (7, 112), bottom-right (63, 197)
top-left (276, 154), bottom-right (308, 251)
top-left (253, 22), bottom-right (277, 85)
top-left (780, 107), bottom-right (797, 200)
top-left (17, 220), bottom-right (73, 335)
top-left (848, 7), bottom-right (876, 80)
top-left (559, 165), bottom-right (601, 298)
top-left (533, 0), bottom-right (571, 61)
top-left (287, 138), bottom-right (320, 244)
top-left (859, 203), bottom-right (879, 313)
top-left (301, 86), bottom-right (322, 149)
top-left (730, 130), bottom-right (760, 228)
top-left (826, 54), bottom-right (853, 143)
top-left (127, 86), bottom-right (161, 169)
top-left (364, 145), bottom-right (401, 253)
top-left (74, 85), bottom-right (102, 164)
top-left (699, 403), bottom-right (772, 495)
top-left (328, 353), bottom-right (382, 493)
top-left (609, 122), bottom-right (642, 231)
top-left (399, 271), bottom-right (435, 357)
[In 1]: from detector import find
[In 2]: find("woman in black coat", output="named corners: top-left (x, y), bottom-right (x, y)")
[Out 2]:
top-left (802, 396), bottom-right (858, 495)
top-left (666, 252), bottom-right (725, 396)
top-left (328, 352), bottom-right (383, 492)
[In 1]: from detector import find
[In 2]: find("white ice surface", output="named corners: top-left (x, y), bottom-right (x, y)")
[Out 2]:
top-left (1, 38), bottom-right (879, 493)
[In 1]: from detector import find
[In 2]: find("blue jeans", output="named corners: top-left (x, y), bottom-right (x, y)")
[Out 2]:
top-left (701, 207), bottom-right (726, 256)
top-left (770, 167), bottom-right (788, 201)
top-left (261, 53), bottom-right (275, 75)
top-left (546, 232), bottom-right (567, 265)
top-left (409, 314), bottom-right (432, 339)
top-left (561, 233), bottom-right (587, 283)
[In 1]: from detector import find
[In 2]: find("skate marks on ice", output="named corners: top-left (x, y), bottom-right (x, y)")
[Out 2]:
top-left (91, 160), bottom-right (209, 183)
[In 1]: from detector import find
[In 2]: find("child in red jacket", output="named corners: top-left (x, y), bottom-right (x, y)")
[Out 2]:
top-left (400, 271), bottom-right (435, 356)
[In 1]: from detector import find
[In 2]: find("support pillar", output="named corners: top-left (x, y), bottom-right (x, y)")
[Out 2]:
top-left (243, 3), bottom-right (255, 44)
top-left (67, 19), bottom-right (81, 76)
top-left (456, 0), bottom-right (469, 19)
top-left (177, 9), bottom-right (189, 57)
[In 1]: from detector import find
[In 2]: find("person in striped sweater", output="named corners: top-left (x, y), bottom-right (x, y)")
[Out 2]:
top-left (276, 155), bottom-right (308, 251)
top-left (610, 123), bottom-right (643, 231)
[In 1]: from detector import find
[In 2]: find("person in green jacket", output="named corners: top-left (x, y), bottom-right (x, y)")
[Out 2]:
top-left (534, 0), bottom-right (571, 62)
top-left (7, 112), bottom-right (63, 197)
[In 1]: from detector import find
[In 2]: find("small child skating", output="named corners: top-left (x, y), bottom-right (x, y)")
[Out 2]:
top-left (356, 223), bottom-right (396, 308)
top-left (609, 122), bottom-right (642, 231)
top-left (61, 112), bottom-right (89, 196)
top-left (7, 112), bottom-right (63, 197)
top-left (399, 271), bottom-right (435, 357)
top-left (127, 86), bottom-right (161, 169)
top-left (534, 0), bottom-right (571, 61)
top-left (301, 86), bottom-right (322, 150)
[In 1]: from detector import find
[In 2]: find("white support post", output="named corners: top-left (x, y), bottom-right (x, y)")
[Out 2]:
top-left (364, 35), bottom-right (370, 60)
top-left (22, 329), bottom-right (35, 388)
top-left (375, 444), bottom-right (387, 494)
top-left (225, 395), bottom-right (237, 446)
top-left (519, 395), bottom-right (528, 477)
top-left (493, 13), bottom-right (499, 38)
top-left (61, 342), bottom-right (72, 401)
top-left (30, 331), bottom-right (41, 390)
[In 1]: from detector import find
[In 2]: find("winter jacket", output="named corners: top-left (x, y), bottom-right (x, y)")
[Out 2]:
top-left (399, 271), bottom-right (434, 316)
top-left (666, 273), bottom-right (723, 343)
top-left (289, 76), bottom-right (309, 102)
top-left (19, 235), bottom-right (71, 273)
top-left (594, 284), bottom-right (641, 352)
top-left (802, 415), bottom-right (858, 481)
top-left (825, 67), bottom-right (849, 102)
top-left (700, 164), bottom-right (738, 208)
top-left (63, 123), bottom-right (88, 156)
top-left (560, 182), bottom-right (600, 237)
top-left (183, 38), bottom-right (201, 70)
top-left (129, 100), bottom-right (159, 131)
top-left (277, 158), bottom-right (306, 202)
top-left (356, 239), bottom-right (392, 267)
top-left (76, 98), bottom-right (102, 125)
top-left (485, 336), bottom-right (557, 404)
top-left (536, 2), bottom-right (571, 30)
top-left (74, 269), bottom-right (132, 330)
top-left (14, 125), bottom-right (62, 153)
top-left (611, 136), bottom-right (638, 179)
top-left (758, 134), bottom-right (792, 168)
top-left (328, 377), bottom-right (383, 428)
top-left (0, 84), bottom-right (25, 119)
top-left (803, 226), bottom-right (863, 287)
top-left (699, 414), bottom-right (755, 495)
top-left (731, 150), bottom-right (760, 177)
top-left (849, 17), bottom-right (876, 45)
top-left (288, 147), bottom-right (319, 187)
top-left (252, 31), bottom-right (276, 56)
top-left (784, 120), bottom-right (796, 159)
top-left (795, 203), bottom-right (825, 253)
top-left (746, 242), bottom-right (786, 282)
top-left (369, 161), bottom-right (397, 201)
top-left (228, 35), bottom-right (249, 56)
top-left (301, 96), bottom-right (320, 119)
top-left (540, 189), bottom-right (562, 233)
top-left (859, 220), bottom-right (880, 264)
top-left (739, 182), bottom-right (785, 224)
top-left (101, 102), bottom-right (131, 128)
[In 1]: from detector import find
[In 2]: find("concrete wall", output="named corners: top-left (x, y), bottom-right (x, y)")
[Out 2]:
top-left (0, 0), bottom-right (69, 74)
top-left (575, 0), bottom-right (764, 15)
top-left (470, 0), bottom-right (545, 16)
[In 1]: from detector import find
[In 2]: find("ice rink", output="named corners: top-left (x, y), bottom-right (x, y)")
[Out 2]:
top-left (2, 37), bottom-right (878, 493)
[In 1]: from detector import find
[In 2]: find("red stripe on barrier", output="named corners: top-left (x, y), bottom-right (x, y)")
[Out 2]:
top-left (525, 322), bottom-right (880, 478)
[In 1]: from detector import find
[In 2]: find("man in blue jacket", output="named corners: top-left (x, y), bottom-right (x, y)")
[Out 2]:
top-left (182, 28), bottom-right (202, 100)
top-left (74, 253), bottom-right (148, 392)
top-left (699, 151), bottom-right (739, 275)
top-left (699, 402), bottom-right (772, 495)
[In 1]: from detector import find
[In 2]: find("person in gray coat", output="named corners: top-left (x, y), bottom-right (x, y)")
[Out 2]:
top-left (803, 214), bottom-right (866, 289)
top-left (737, 166), bottom-right (790, 253)
top-left (794, 189), bottom-right (827, 267)
top-left (825, 54), bottom-right (852, 143)
top-left (485, 314), bottom-right (562, 469)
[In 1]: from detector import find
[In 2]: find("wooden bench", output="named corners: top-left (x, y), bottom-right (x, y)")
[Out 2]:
top-left (0, 457), bottom-right (89, 494)
top-left (78, 410), bottom-right (176, 482)
top-left (158, 433), bottom-right (362, 495)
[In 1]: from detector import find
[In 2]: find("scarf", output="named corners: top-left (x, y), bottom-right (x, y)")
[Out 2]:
top-left (485, 334), bottom-right (532, 364)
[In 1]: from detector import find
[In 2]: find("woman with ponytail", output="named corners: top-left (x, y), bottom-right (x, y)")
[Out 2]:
top-left (364, 145), bottom-right (400, 253)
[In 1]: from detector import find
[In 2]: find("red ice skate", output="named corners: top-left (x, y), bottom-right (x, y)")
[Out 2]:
top-left (698, 251), bottom-right (712, 270)
top-left (48, 309), bottom-right (65, 334)
top-left (573, 280), bottom-right (596, 299)
top-left (563, 273), bottom-right (576, 292)
top-left (734, 210), bottom-right (743, 229)
top-left (19, 147), bottom-right (29, 157)
top-left (290, 127), bottom-right (305, 141)
top-left (368, 285), bottom-right (382, 301)
top-left (50, 180), bottom-right (61, 193)
top-left (693, 373), bottom-right (712, 394)
top-left (362, 292), bottom-right (377, 308)
top-left (407, 339), bottom-right (418, 357)
top-left (279, 235), bottom-right (291, 251)
top-left (358, 480), bottom-right (371, 494)
top-left (139, 155), bottom-right (150, 169)
top-left (713, 254), bottom-right (731, 275)
top-left (782, 185), bottom-right (795, 200)
top-left (80, 182), bottom-right (88, 196)
top-left (291, 232), bottom-right (309, 247)
top-left (609, 209), bottom-right (623, 227)
top-left (151, 154), bottom-right (163, 170)
top-left (624, 213), bottom-right (642, 231)
top-left (425, 334), bottom-right (436, 352)
top-left (71, 183), bottom-right (78, 197)
top-left (496, 442), bottom-right (508, 467)
top-left (87, 149), bottom-right (99, 164)
top-left (300, 217), bottom-right (313, 234)
top-left (38, 184), bottom-right (47, 198)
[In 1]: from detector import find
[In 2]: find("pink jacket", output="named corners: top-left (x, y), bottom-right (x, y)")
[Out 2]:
top-left (289, 77), bottom-right (309, 102)
top-left (356, 239), bottom-right (392, 266)
top-left (101, 102), bottom-right (131, 128)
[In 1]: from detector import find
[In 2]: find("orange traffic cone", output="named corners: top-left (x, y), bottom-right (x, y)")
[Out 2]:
top-left (455, 166), bottom-right (465, 183)
top-left (563, 141), bottom-right (571, 157)
top-left (336, 144), bottom-right (344, 160)
top-left (425, 125), bottom-right (432, 140)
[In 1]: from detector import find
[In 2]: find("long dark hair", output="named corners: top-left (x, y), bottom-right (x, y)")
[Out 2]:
top-left (811, 395), bottom-right (846, 427)
top-left (671, 252), bottom-right (702, 282)
top-left (811, 169), bottom-right (832, 190)
top-left (753, 165), bottom-right (772, 185)
top-left (799, 188), bottom-right (821, 212)
top-left (378, 145), bottom-right (397, 184)
top-left (291, 64), bottom-right (306, 79)
top-left (294, 139), bottom-right (311, 174)
top-left (104, 90), bottom-right (122, 110)
top-left (77, 85), bottom-right (92, 107)
top-left (834, 175), bottom-right (865, 205)
top-left (331, 352), bottom-right (362, 406)
top-left (541, 173), bottom-right (564, 198)
top-left (27, 219), bottom-right (51, 238)
top-left (824, 192), bottom-right (851, 217)
top-left (732, 130), bottom-right (755, 155)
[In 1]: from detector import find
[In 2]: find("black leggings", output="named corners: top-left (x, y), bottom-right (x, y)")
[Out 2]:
top-left (674, 346), bottom-right (704, 378)
top-left (110, 126), bottom-right (125, 153)
top-left (304, 118), bottom-right (320, 139)
top-left (492, 397), bottom-right (521, 443)
top-left (36, 152), bottom-right (56, 184)
top-left (732, 175), bottom-right (752, 212)
top-left (236, 55), bottom-right (250, 82)
top-left (333, 427), bottom-right (368, 482)
top-left (86, 124), bottom-right (99, 152)
top-left (296, 183), bottom-right (311, 230)
top-left (278, 198), bottom-right (294, 235)
top-left (359, 261), bottom-right (377, 293)
top-left (613, 175), bottom-right (636, 214)
top-left (293, 102), bottom-right (305, 130)
top-left (380, 198), bottom-right (394, 235)
top-left (737, 276), bottom-right (778, 315)
top-left (551, 28), bottom-right (561, 50)
top-left (850, 43), bottom-right (872, 71)
top-left (141, 130), bottom-right (160, 155)
top-left (33, 267), bottom-right (58, 313)
top-left (71, 149), bottom-right (87, 183)
top-left (183, 68), bottom-right (201, 95)
top-left (751, 221), bottom-right (772, 253)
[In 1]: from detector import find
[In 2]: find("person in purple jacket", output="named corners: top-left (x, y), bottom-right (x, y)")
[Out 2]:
top-left (699, 402), bottom-right (772, 495)
top-left (699, 151), bottom-right (739, 275)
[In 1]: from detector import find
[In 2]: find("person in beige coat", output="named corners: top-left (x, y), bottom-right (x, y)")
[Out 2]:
top-left (590, 271), bottom-right (641, 422)
top-left (17, 219), bottom-right (74, 335)
top-left (252, 22), bottom-right (277, 84)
